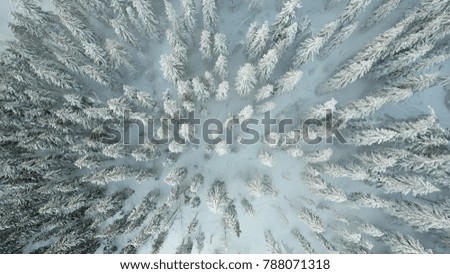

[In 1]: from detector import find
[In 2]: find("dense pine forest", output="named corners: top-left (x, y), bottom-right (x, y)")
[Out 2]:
top-left (1, 0), bottom-right (450, 253)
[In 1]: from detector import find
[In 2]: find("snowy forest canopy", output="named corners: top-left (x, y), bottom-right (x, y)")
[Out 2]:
top-left (1, 0), bottom-right (450, 254)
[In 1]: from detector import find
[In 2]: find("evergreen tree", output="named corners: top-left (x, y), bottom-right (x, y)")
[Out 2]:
top-left (200, 30), bottom-right (213, 60)
top-left (384, 232), bottom-right (432, 254)
top-left (182, 0), bottom-right (197, 32)
top-left (164, 167), bottom-right (187, 186)
top-left (371, 43), bottom-right (433, 79)
top-left (255, 84), bottom-right (274, 102)
top-left (192, 76), bottom-right (211, 101)
top-left (245, 21), bottom-right (270, 60)
top-left (215, 140), bottom-right (230, 156)
top-left (389, 201), bottom-right (450, 232)
top-left (257, 48), bottom-right (279, 80)
top-left (223, 202), bottom-right (241, 237)
top-left (275, 69), bottom-right (303, 94)
top-left (202, 0), bottom-right (218, 31)
top-left (270, 0), bottom-right (301, 42)
top-left (293, 21), bottom-right (339, 66)
top-left (258, 151), bottom-right (275, 167)
top-left (319, 22), bottom-right (358, 59)
top-left (247, 175), bottom-right (278, 198)
top-left (160, 54), bottom-right (185, 84)
top-left (241, 198), bottom-right (256, 217)
top-left (291, 228), bottom-right (315, 253)
top-left (207, 180), bottom-right (229, 214)
top-left (317, 12), bottom-right (415, 94)
top-left (235, 63), bottom-right (257, 97)
top-left (214, 54), bottom-right (228, 80)
top-left (132, 0), bottom-right (160, 39)
top-left (363, 0), bottom-right (403, 29)
top-left (214, 33), bottom-right (229, 56)
top-left (297, 208), bottom-right (325, 233)
top-left (190, 174), bottom-right (204, 193)
top-left (110, 14), bottom-right (139, 46)
top-left (265, 230), bottom-right (282, 253)
top-left (105, 39), bottom-right (134, 70)
top-left (349, 109), bottom-right (437, 146)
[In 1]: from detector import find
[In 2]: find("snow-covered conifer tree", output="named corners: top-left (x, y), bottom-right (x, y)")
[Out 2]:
top-left (247, 175), bottom-right (278, 197)
top-left (264, 230), bottom-right (282, 253)
top-left (164, 0), bottom-right (180, 32)
top-left (216, 81), bottom-right (229, 101)
top-left (275, 69), bottom-right (303, 94)
top-left (160, 54), bottom-right (185, 84)
top-left (169, 141), bottom-right (186, 154)
top-left (384, 232), bottom-right (432, 254)
top-left (132, 0), bottom-right (159, 39)
top-left (163, 93), bottom-right (180, 117)
top-left (270, 0), bottom-right (301, 42)
top-left (207, 180), bottom-right (229, 214)
top-left (102, 144), bottom-right (124, 159)
top-left (190, 174), bottom-right (204, 193)
top-left (349, 109), bottom-right (437, 146)
top-left (256, 101), bottom-right (276, 114)
top-left (182, 0), bottom-right (197, 32)
top-left (373, 174), bottom-right (440, 196)
top-left (389, 201), bottom-right (450, 232)
top-left (202, 0), bottom-right (218, 31)
top-left (200, 30), bottom-right (213, 60)
top-left (223, 202), bottom-right (241, 237)
top-left (166, 29), bottom-right (188, 62)
top-left (344, 193), bottom-right (390, 210)
top-left (293, 20), bottom-right (339, 66)
top-left (373, 43), bottom-right (434, 79)
top-left (241, 198), bottom-right (256, 217)
top-left (336, 87), bottom-right (414, 121)
top-left (363, 0), bottom-right (402, 29)
top-left (255, 84), bottom-right (274, 102)
top-left (84, 166), bottom-right (134, 185)
top-left (164, 167), bottom-right (187, 186)
top-left (214, 33), bottom-right (229, 56)
top-left (238, 105), bottom-right (254, 123)
top-left (192, 76), bottom-right (211, 101)
top-left (204, 71), bottom-right (216, 92)
top-left (291, 228), bottom-right (315, 253)
top-left (235, 63), bottom-right (257, 97)
top-left (214, 54), bottom-right (228, 80)
top-left (123, 85), bottom-right (156, 109)
top-left (258, 151), bottom-right (275, 167)
top-left (297, 208), bottom-right (325, 233)
top-left (319, 22), bottom-right (358, 59)
top-left (304, 172), bottom-right (347, 203)
top-left (257, 48), bottom-right (279, 80)
top-left (132, 143), bottom-right (160, 162)
top-left (215, 140), bottom-right (230, 156)
top-left (336, 0), bottom-right (372, 26)
top-left (318, 14), bottom-right (414, 94)
top-left (105, 39), bottom-right (134, 70)
top-left (245, 21), bottom-right (270, 60)
top-left (110, 14), bottom-right (139, 46)
top-left (274, 22), bottom-right (298, 54)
